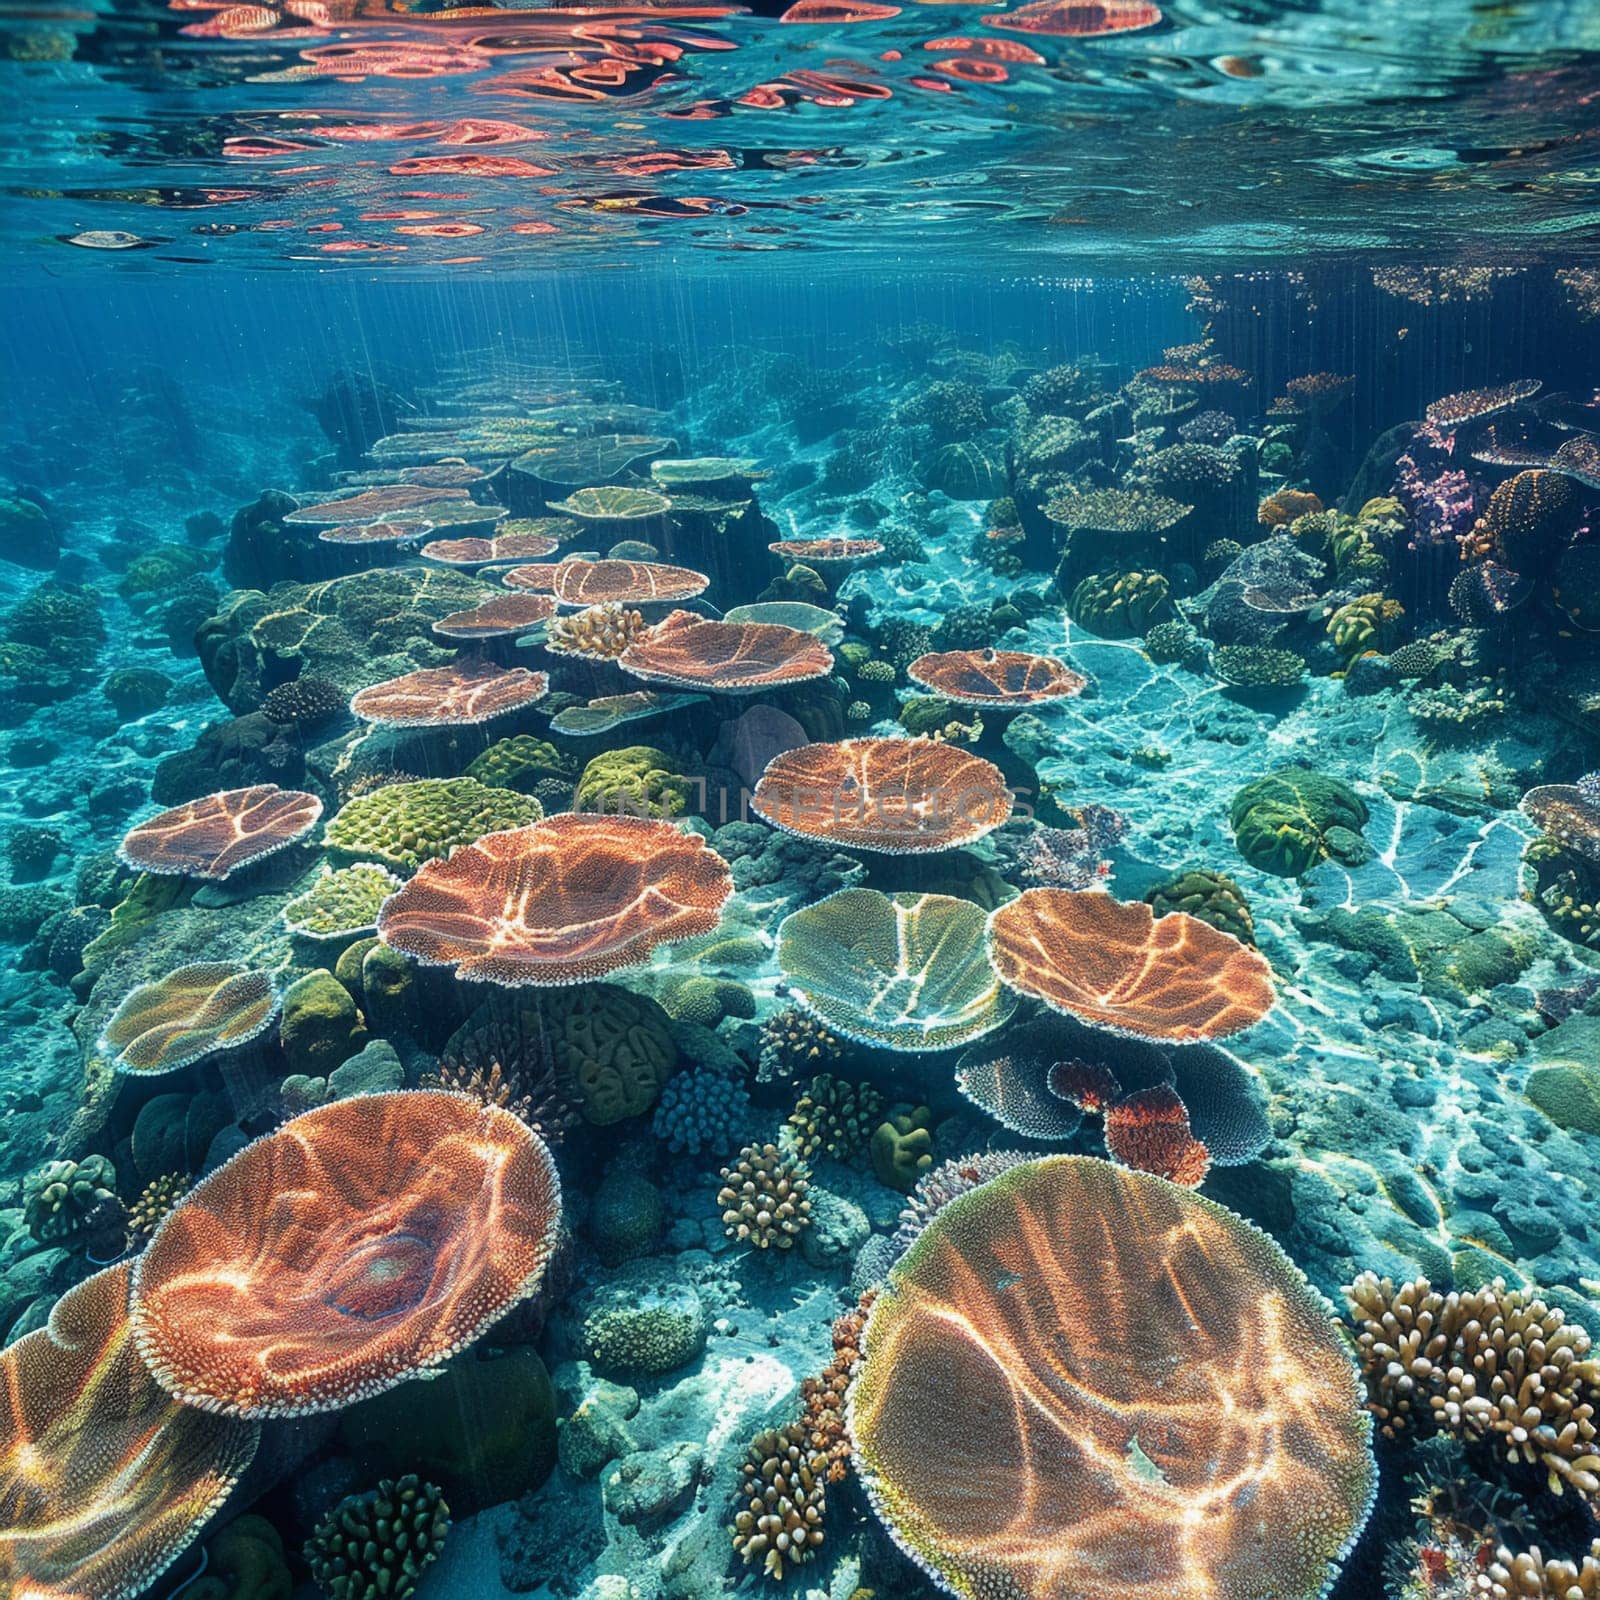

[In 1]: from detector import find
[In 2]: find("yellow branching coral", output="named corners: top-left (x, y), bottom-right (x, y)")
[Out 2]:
top-left (1484, 1541), bottom-right (1600, 1598)
top-left (1345, 1273), bottom-right (1600, 1500)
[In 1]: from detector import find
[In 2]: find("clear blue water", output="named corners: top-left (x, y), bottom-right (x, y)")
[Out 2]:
top-left (6, 6), bottom-right (1600, 1600)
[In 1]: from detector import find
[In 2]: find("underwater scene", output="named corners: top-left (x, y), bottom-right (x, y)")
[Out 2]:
top-left (8, 1), bottom-right (1600, 1596)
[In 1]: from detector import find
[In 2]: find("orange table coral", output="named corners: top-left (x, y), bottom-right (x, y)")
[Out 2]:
top-left (129, 1091), bottom-right (562, 1418)
top-left (752, 737), bottom-right (1012, 853)
top-left (349, 660), bottom-right (548, 726)
top-left (0, 1261), bottom-right (259, 1600)
top-left (906, 648), bottom-right (1087, 708)
top-left (377, 813), bottom-right (733, 985)
top-left (119, 785), bottom-right (323, 881)
top-left (619, 610), bottom-right (834, 695)
top-left (847, 1156), bottom-right (1375, 1600)
top-left (986, 889), bottom-right (1275, 1042)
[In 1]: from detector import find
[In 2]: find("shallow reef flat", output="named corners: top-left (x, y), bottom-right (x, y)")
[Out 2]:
top-left (6, 284), bottom-right (1600, 1600)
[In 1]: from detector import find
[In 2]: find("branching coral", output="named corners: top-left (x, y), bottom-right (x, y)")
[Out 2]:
top-left (545, 602), bottom-right (648, 660)
top-left (801, 1298), bottom-right (872, 1482)
top-left (757, 1007), bottom-right (842, 1084)
top-left (717, 1143), bottom-right (813, 1250)
top-left (305, 1476), bottom-right (450, 1600)
top-left (1344, 1274), bottom-right (1600, 1501)
top-left (786, 1073), bottom-right (884, 1160)
top-left (731, 1422), bottom-right (827, 1582)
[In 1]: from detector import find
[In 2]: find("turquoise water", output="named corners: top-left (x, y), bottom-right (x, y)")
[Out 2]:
top-left (6, 6), bottom-right (1600, 1600)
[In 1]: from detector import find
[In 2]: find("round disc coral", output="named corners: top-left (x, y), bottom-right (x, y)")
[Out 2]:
top-left (987, 890), bottom-right (1275, 1042)
top-left (618, 610), bottom-right (834, 695)
top-left (751, 737), bottom-right (1013, 853)
top-left (906, 649), bottom-right (1088, 708)
top-left (128, 1091), bottom-right (562, 1418)
top-left (349, 661), bottom-right (548, 727)
top-left (539, 558), bottom-right (709, 607)
top-left (376, 813), bottom-right (733, 985)
top-left (99, 961), bottom-right (281, 1075)
top-left (847, 1156), bottom-right (1375, 1600)
top-left (284, 484), bottom-right (474, 528)
top-left (778, 889), bottom-right (1016, 1051)
top-left (0, 1261), bottom-right (260, 1600)
top-left (119, 785), bottom-right (324, 881)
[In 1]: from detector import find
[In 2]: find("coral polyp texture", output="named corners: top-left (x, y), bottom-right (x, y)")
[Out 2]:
top-left (119, 784), bottom-right (323, 879)
top-left (432, 593), bottom-right (558, 640)
top-left (906, 648), bottom-right (1088, 707)
top-left (777, 888), bottom-right (1016, 1050)
top-left (751, 737), bottom-right (1013, 853)
top-left (986, 889), bottom-right (1276, 1042)
top-left (349, 660), bottom-right (548, 726)
top-left (619, 609), bottom-right (834, 694)
top-left (127, 1091), bottom-right (562, 1418)
top-left (98, 961), bottom-right (280, 1074)
top-left (0, 1261), bottom-right (260, 1600)
top-left (376, 813), bottom-right (733, 985)
top-left (847, 1156), bottom-right (1375, 1600)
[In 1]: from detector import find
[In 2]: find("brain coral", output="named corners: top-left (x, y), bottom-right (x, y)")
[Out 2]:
top-left (847, 1156), bottom-right (1375, 1600)
top-left (1228, 769), bottom-right (1370, 878)
top-left (0, 1261), bottom-right (260, 1600)
top-left (376, 814), bottom-right (732, 986)
top-left (987, 890), bottom-right (1275, 1043)
top-left (325, 779), bottom-right (542, 872)
top-left (778, 889), bottom-right (1016, 1051)
top-left (129, 1091), bottom-right (562, 1418)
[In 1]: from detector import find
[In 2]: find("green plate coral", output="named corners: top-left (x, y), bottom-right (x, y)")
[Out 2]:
top-left (98, 961), bottom-right (281, 1075)
top-left (776, 888), bottom-right (1015, 1051)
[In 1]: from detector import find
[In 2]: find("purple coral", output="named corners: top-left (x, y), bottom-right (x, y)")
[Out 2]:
top-left (1396, 450), bottom-right (1478, 551)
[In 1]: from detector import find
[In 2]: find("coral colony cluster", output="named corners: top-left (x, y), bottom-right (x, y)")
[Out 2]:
top-left (9, 304), bottom-right (1600, 1600)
